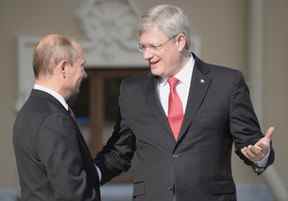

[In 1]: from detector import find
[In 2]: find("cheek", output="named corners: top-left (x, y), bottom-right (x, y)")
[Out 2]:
top-left (168, 51), bottom-right (180, 65)
top-left (161, 54), bottom-right (174, 67)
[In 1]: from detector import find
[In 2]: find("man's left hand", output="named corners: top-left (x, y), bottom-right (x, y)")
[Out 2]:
top-left (241, 126), bottom-right (274, 162)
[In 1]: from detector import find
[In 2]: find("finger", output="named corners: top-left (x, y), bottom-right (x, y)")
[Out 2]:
top-left (257, 142), bottom-right (269, 150)
top-left (255, 126), bottom-right (275, 147)
top-left (252, 145), bottom-right (267, 159)
top-left (250, 145), bottom-right (262, 155)
top-left (242, 145), bottom-right (257, 160)
top-left (246, 145), bottom-right (257, 158)
top-left (245, 145), bottom-right (265, 161)
top-left (264, 126), bottom-right (274, 141)
top-left (241, 147), bottom-right (249, 158)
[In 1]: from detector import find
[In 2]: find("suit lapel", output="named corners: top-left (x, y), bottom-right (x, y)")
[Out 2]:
top-left (146, 75), bottom-right (176, 148)
top-left (177, 56), bottom-right (212, 142)
top-left (65, 107), bottom-right (93, 159)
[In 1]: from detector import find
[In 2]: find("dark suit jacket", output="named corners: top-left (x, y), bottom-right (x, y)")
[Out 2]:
top-left (96, 54), bottom-right (274, 201)
top-left (13, 90), bottom-right (101, 201)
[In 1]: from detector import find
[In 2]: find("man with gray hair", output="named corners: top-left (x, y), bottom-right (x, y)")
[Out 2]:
top-left (96, 4), bottom-right (275, 201)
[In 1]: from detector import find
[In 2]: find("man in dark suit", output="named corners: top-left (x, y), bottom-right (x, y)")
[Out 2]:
top-left (95, 4), bottom-right (275, 201)
top-left (13, 34), bottom-right (101, 201)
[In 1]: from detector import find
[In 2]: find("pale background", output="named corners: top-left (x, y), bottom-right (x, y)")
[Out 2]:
top-left (0, 0), bottom-right (287, 200)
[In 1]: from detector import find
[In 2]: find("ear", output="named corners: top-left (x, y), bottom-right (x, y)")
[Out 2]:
top-left (175, 33), bottom-right (187, 52)
top-left (55, 60), bottom-right (68, 78)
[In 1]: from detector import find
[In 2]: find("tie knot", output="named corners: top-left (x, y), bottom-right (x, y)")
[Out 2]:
top-left (168, 77), bottom-right (179, 89)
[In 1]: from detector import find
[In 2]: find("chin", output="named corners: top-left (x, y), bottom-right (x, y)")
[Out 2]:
top-left (150, 68), bottom-right (162, 76)
top-left (69, 87), bottom-right (80, 97)
top-left (73, 88), bottom-right (80, 96)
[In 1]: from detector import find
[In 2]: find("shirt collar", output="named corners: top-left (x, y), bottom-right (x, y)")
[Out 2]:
top-left (159, 55), bottom-right (195, 87)
top-left (33, 84), bottom-right (69, 111)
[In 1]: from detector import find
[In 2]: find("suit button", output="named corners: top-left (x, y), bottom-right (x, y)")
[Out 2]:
top-left (172, 154), bottom-right (179, 158)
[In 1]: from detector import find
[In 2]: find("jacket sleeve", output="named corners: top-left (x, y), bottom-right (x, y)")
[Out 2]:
top-left (229, 71), bottom-right (274, 174)
top-left (95, 81), bottom-right (136, 184)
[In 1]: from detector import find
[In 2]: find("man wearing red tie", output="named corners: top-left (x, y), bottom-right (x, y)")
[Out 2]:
top-left (96, 4), bottom-right (275, 201)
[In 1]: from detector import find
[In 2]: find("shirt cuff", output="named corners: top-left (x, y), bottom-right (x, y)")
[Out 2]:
top-left (254, 146), bottom-right (270, 167)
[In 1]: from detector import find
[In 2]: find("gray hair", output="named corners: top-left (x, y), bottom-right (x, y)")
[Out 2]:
top-left (139, 4), bottom-right (192, 53)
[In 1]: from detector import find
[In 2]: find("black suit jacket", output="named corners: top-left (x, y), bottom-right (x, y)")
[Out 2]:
top-left (13, 90), bottom-right (100, 201)
top-left (96, 54), bottom-right (274, 201)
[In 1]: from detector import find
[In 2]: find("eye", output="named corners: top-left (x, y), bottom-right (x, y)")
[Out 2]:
top-left (138, 44), bottom-right (145, 52)
top-left (150, 44), bottom-right (161, 49)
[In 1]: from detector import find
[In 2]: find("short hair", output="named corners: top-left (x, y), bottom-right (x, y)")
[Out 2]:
top-left (33, 34), bottom-right (79, 78)
top-left (139, 4), bottom-right (191, 53)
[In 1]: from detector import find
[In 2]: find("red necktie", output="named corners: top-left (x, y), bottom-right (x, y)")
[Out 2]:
top-left (167, 77), bottom-right (184, 140)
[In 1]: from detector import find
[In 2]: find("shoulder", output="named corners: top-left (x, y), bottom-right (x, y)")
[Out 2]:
top-left (15, 92), bottom-right (70, 131)
top-left (120, 72), bottom-right (153, 92)
top-left (196, 56), bottom-right (244, 84)
top-left (122, 72), bottom-right (151, 85)
top-left (192, 55), bottom-right (247, 95)
top-left (13, 94), bottom-right (73, 151)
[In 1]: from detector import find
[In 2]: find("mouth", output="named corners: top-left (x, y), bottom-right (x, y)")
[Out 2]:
top-left (149, 60), bottom-right (160, 68)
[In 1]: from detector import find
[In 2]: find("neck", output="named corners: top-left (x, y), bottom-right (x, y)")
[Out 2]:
top-left (169, 54), bottom-right (190, 78)
top-left (34, 79), bottom-right (67, 99)
top-left (180, 54), bottom-right (190, 68)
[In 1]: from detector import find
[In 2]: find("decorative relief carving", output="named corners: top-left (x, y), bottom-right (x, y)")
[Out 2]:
top-left (77, 0), bottom-right (143, 65)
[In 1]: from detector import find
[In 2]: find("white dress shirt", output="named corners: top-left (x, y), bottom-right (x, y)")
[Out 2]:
top-left (158, 56), bottom-right (195, 115)
top-left (34, 84), bottom-right (68, 110)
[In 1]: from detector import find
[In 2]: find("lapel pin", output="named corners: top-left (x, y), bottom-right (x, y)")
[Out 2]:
top-left (200, 79), bottom-right (205, 83)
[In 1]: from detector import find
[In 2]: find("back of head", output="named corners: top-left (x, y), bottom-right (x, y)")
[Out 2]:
top-left (33, 34), bottom-right (78, 79)
top-left (139, 4), bottom-right (191, 53)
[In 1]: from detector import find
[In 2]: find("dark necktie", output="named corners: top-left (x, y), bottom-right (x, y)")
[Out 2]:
top-left (68, 106), bottom-right (76, 121)
top-left (167, 77), bottom-right (184, 140)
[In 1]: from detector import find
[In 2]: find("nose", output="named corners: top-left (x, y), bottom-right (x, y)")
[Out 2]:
top-left (143, 48), bottom-right (153, 61)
